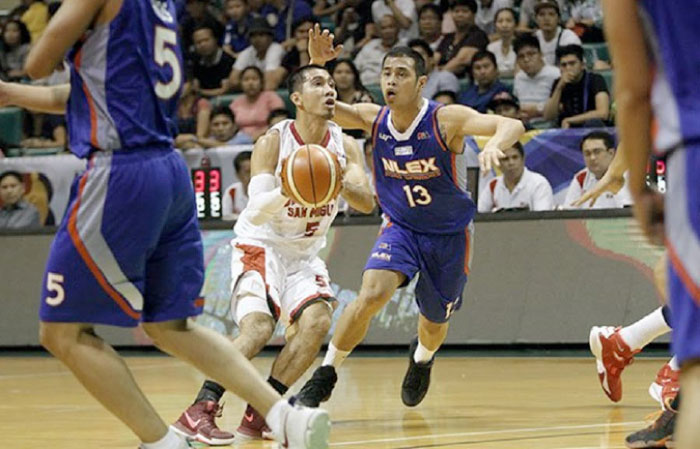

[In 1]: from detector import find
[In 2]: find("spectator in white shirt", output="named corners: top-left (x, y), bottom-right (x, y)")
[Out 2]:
top-left (229, 18), bottom-right (285, 91)
top-left (475, 0), bottom-right (512, 36)
top-left (564, 131), bottom-right (632, 209)
top-left (223, 151), bottom-right (252, 221)
top-left (478, 142), bottom-right (553, 212)
top-left (355, 14), bottom-right (402, 86)
top-left (372, 0), bottom-right (418, 40)
top-left (533, 0), bottom-right (581, 66)
top-left (487, 7), bottom-right (517, 76)
top-left (513, 33), bottom-right (560, 121)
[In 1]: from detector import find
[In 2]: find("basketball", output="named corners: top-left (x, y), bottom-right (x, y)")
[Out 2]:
top-left (281, 144), bottom-right (342, 208)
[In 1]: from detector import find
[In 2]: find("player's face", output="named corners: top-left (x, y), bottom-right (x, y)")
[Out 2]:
top-left (500, 147), bottom-right (524, 179)
top-left (211, 115), bottom-right (236, 142)
top-left (193, 29), bottom-right (217, 57)
top-left (419, 10), bottom-right (441, 38)
top-left (241, 69), bottom-right (263, 96)
top-left (381, 57), bottom-right (426, 108)
top-left (495, 10), bottom-right (515, 37)
top-left (237, 159), bottom-right (252, 186)
top-left (299, 69), bottom-right (337, 119)
top-left (582, 139), bottom-right (615, 179)
top-left (452, 6), bottom-right (475, 30)
top-left (536, 8), bottom-right (559, 32)
top-left (0, 176), bottom-right (24, 206)
top-left (472, 57), bottom-right (498, 87)
top-left (224, 0), bottom-right (246, 21)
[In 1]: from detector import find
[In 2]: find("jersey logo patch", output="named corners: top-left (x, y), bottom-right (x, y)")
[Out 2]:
top-left (395, 146), bottom-right (413, 156)
top-left (381, 157), bottom-right (441, 181)
top-left (417, 131), bottom-right (430, 140)
top-left (378, 133), bottom-right (391, 142)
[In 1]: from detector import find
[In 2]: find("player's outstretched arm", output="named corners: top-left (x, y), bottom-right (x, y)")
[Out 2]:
top-left (438, 105), bottom-right (525, 172)
top-left (339, 134), bottom-right (376, 214)
top-left (25, 0), bottom-right (107, 79)
top-left (238, 132), bottom-right (289, 226)
top-left (573, 142), bottom-right (628, 207)
top-left (0, 81), bottom-right (70, 114)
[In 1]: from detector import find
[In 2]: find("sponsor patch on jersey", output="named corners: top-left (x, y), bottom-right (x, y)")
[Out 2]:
top-left (378, 242), bottom-right (391, 251)
top-left (378, 133), bottom-right (391, 142)
top-left (394, 146), bottom-right (413, 156)
top-left (371, 251), bottom-right (392, 262)
top-left (417, 131), bottom-right (430, 140)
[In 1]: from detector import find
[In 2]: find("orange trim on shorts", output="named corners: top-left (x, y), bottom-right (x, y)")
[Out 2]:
top-left (67, 159), bottom-right (141, 320)
top-left (667, 240), bottom-right (700, 305)
top-left (194, 297), bottom-right (205, 308)
top-left (74, 49), bottom-right (99, 149)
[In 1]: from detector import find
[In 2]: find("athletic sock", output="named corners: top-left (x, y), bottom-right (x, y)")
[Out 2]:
top-left (140, 429), bottom-right (185, 449)
top-left (413, 339), bottom-right (436, 364)
top-left (265, 399), bottom-right (291, 441)
top-left (661, 304), bottom-right (673, 328)
top-left (322, 343), bottom-right (350, 368)
top-left (619, 307), bottom-right (671, 351)
top-left (669, 356), bottom-right (680, 371)
top-left (194, 380), bottom-right (226, 404)
top-left (268, 376), bottom-right (289, 395)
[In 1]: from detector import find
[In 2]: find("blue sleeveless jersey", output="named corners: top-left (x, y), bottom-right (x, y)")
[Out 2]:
top-left (371, 100), bottom-right (476, 235)
top-left (66, 0), bottom-right (183, 158)
top-left (638, 0), bottom-right (700, 153)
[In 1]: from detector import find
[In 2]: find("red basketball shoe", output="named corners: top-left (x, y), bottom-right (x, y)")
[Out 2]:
top-left (649, 362), bottom-right (680, 410)
top-left (235, 404), bottom-right (274, 442)
top-left (170, 400), bottom-right (234, 446)
top-left (589, 326), bottom-right (639, 402)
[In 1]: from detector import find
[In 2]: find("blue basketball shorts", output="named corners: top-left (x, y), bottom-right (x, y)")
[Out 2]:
top-left (39, 149), bottom-right (204, 327)
top-left (666, 145), bottom-right (700, 365)
top-left (364, 220), bottom-right (474, 324)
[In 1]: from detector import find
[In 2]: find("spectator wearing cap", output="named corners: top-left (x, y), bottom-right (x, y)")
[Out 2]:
top-left (489, 91), bottom-right (521, 119)
top-left (436, 0), bottom-right (489, 77)
top-left (229, 17), bottom-right (286, 91)
top-left (372, 0), bottom-right (418, 41)
top-left (475, 0), bottom-right (513, 36)
top-left (266, 0), bottom-right (313, 45)
top-left (272, 17), bottom-right (314, 89)
top-left (543, 45), bottom-right (610, 128)
top-left (487, 8), bottom-right (517, 76)
top-left (517, 0), bottom-right (567, 33)
top-left (0, 171), bottom-right (40, 229)
top-left (418, 4), bottom-right (444, 51)
top-left (513, 33), bottom-right (560, 121)
top-left (433, 90), bottom-right (457, 105)
top-left (458, 50), bottom-right (510, 113)
top-left (478, 142), bottom-right (553, 212)
top-left (191, 25), bottom-right (235, 98)
top-left (534, 0), bottom-right (581, 66)
top-left (222, 0), bottom-right (252, 58)
top-left (355, 14), bottom-right (402, 86)
top-left (409, 39), bottom-right (460, 100)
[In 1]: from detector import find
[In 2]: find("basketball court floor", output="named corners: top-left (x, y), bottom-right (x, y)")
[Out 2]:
top-left (0, 353), bottom-right (667, 448)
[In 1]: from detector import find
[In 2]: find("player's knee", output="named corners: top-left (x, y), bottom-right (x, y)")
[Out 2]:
top-left (239, 313), bottom-right (275, 347)
top-left (356, 283), bottom-right (393, 316)
top-left (297, 303), bottom-right (333, 340)
top-left (39, 322), bottom-right (82, 359)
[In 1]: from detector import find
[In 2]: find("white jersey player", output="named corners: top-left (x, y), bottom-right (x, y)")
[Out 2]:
top-left (172, 64), bottom-right (375, 446)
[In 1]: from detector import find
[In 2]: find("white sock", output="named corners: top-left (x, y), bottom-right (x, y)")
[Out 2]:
top-left (265, 399), bottom-right (291, 442)
top-left (139, 429), bottom-right (185, 449)
top-left (619, 307), bottom-right (672, 351)
top-left (669, 356), bottom-right (680, 371)
top-left (413, 340), bottom-right (436, 364)
top-left (322, 343), bottom-right (350, 368)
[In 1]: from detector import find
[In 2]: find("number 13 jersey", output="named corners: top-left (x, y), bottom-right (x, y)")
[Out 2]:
top-left (371, 99), bottom-right (476, 235)
top-left (66, 0), bottom-right (183, 158)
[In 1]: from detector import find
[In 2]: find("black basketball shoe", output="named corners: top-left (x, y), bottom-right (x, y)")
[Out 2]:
top-left (294, 365), bottom-right (338, 408)
top-left (401, 337), bottom-right (435, 407)
top-left (625, 409), bottom-right (675, 448)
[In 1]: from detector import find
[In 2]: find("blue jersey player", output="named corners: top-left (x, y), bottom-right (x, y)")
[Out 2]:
top-left (0, 1), bottom-right (330, 448)
top-left (295, 25), bottom-right (525, 407)
top-left (602, 0), bottom-right (700, 447)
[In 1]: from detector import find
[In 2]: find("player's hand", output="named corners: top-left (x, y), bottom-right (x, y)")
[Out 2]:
top-left (633, 188), bottom-right (665, 246)
top-left (479, 143), bottom-right (506, 173)
top-left (572, 169), bottom-right (625, 207)
top-left (279, 158), bottom-right (292, 198)
top-left (308, 23), bottom-right (343, 65)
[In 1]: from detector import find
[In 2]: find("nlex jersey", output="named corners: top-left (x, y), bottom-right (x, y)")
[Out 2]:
top-left (367, 100), bottom-right (475, 323)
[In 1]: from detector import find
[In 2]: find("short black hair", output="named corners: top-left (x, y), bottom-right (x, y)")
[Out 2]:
top-left (292, 16), bottom-right (315, 33)
top-left (267, 108), bottom-right (290, 124)
top-left (0, 170), bottom-right (23, 184)
top-left (287, 64), bottom-right (329, 94)
top-left (407, 38), bottom-right (434, 59)
top-left (471, 50), bottom-right (497, 69)
top-left (580, 130), bottom-right (616, 152)
top-left (211, 106), bottom-right (235, 123)
top-left (513, 33), bottom-right (541, 55)
top-left (382, 46), bottom-right (427, 78)
top-left (556, 44), bottom-right (584, 63)
top-left (418, 3), bottom-right (443, 20)
top-left (4, 19), bottom-right (31, 45)
top-left (192, 24), bottom-right (216, 39)
top-left (241, 65), bottom-right (264, 82)
top-left (451, 0), bottom-right (478, 14)
top-left (433, 90), bottom-right (457, 103)
top-left (233, 151), bottom-right (252, 172)
top-left (511, 141), bottom-right (524, 157)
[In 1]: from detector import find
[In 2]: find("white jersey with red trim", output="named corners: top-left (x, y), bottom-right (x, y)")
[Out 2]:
top-left (563, 168), bottom-right (632, 209)
top-left (234, 119), bottom-right (347, 260)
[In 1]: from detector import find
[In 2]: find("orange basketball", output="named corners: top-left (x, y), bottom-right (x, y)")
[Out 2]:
top-left (281, 144), bottom-right (342, 208)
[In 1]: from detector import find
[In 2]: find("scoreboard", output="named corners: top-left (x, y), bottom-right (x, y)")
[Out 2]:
top-left (192, 167), bottom-right (222, 219)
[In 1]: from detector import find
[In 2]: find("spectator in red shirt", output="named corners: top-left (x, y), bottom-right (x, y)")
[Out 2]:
top-left (229, 66), bottom-right (285, 140)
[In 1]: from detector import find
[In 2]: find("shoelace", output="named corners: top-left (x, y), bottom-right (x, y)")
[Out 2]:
top-left (198, 402), bottom-right (224, 431)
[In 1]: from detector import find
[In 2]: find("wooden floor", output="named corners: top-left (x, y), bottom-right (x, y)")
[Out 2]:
top-left (0, 355), bottom-right (668, 448)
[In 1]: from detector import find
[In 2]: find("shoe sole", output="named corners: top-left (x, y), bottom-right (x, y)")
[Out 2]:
top-left (305, 410), bottom-right (331, 449)
top-left (170, 424), bottom-right (234, 446)
top-left (625, 437), bottom-right (670, 448)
